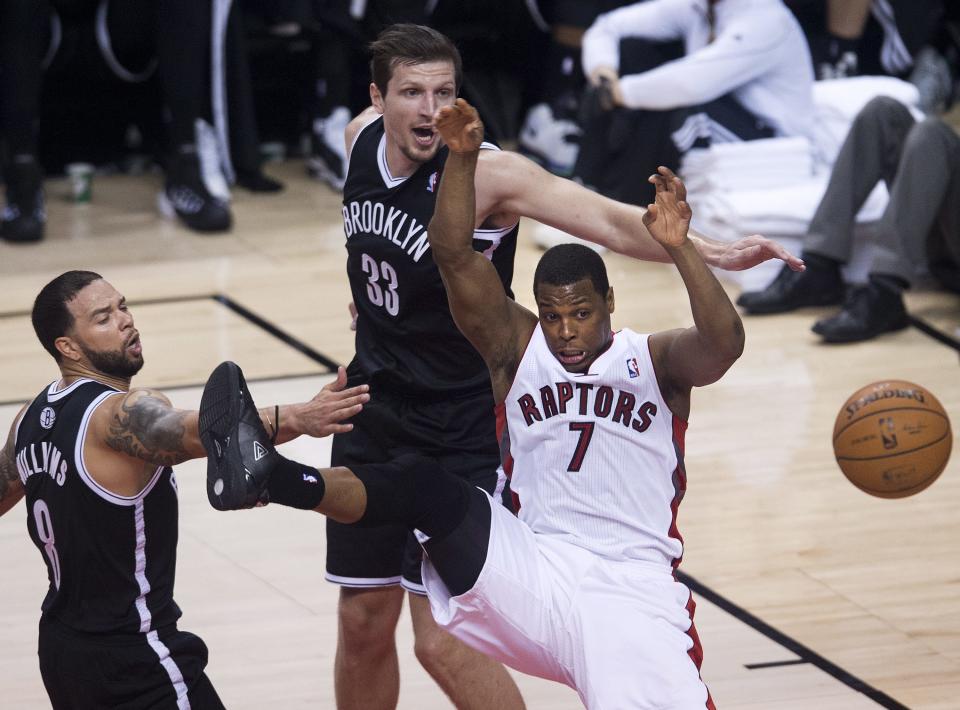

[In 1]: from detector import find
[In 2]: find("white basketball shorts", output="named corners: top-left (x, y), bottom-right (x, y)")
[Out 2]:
top-left (422, 490), bottom-right (713, 709)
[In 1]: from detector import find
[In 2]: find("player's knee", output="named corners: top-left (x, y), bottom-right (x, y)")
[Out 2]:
top-left (412, 620), bottom-right (456, 671)
top-left (338, 590), bottom-right (402, 649)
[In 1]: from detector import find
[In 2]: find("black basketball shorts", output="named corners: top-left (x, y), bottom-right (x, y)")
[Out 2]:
top-left (38, 617), bottom-right (225, 710)
top-left (326, 386), bottom-right (510, 593)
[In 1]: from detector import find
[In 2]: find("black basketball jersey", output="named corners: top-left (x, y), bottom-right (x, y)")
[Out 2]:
top-left (342, 116), bottom-right (519, 398)
top-left (14, 378), bottom-right (182, 634)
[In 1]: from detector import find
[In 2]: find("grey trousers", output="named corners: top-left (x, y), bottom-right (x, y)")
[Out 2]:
top-left (805, 96), bottom-right (960, 290)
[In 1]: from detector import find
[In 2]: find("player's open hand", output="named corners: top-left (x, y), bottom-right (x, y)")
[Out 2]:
top-left (715, 235), bottom-right (805, 272)
top-left (641, 166), bottom-right (692, 248)
top-left (434, 99), bottom-right (484, 154)
top-left (297, 366), bottom-right (369, 437)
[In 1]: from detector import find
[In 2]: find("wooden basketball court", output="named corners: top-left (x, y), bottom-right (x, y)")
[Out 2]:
top-left (1, 159), bottom-right (957, 708)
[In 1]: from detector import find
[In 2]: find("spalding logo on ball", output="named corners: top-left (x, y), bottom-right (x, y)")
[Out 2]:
top-left (833, 380), bottom-right (952, 498)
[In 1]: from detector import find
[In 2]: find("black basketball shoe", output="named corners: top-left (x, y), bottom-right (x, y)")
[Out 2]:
top-left (199, 361), bottom-right (277, 510)
top-left (1, 157), bottom-right (45, 243)
top-left (158, 153), bottom-right (232, 233)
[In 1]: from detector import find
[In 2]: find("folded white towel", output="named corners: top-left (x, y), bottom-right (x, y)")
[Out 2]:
top-left (812, 76), bottom-right (920, 118)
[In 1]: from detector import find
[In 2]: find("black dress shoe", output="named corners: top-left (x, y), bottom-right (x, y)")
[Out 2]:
top-left (811, 282), bottom-right (909, 343)
top-left (737, 262), bottom-right (844, 314)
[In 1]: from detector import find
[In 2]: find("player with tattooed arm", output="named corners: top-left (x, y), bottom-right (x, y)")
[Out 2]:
top-left (0, 270), bottom-right (368, 709)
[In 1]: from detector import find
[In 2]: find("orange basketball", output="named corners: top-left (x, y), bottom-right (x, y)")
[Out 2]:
top-left (833, 380), bottom-right (952, 498)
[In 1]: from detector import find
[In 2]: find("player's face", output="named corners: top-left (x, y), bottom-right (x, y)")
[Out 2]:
top-left (536, 278), bottom-right (615, 374)
top-left (371, 60), bottom-right (457, 174)
top-left (63, 280), bottom-right (144, 378)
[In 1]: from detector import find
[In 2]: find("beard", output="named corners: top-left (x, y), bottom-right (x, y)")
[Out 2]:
top-left (79, 341), bottom-right (144, 378)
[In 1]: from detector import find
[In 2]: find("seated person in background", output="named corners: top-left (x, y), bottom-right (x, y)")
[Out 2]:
top-left (576, 0), bottom-right (815, 206)
top-left (737, 96), bottom-right (960, 343)
top-left (791, 0), bottom-right (955, 114)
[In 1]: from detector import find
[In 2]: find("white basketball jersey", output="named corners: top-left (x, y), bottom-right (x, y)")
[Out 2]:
top-left (499, 325), bottom-right (687, 567)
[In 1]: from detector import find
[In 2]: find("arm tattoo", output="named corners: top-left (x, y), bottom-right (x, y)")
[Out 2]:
top-left (105, 394), bottom-right (191, 467)
top-left (0, 444), bottom-right (19, 503)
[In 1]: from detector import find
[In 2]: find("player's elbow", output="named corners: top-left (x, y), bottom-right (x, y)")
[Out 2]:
top-left (697, 324), bottom-right (745, 385)
top-left (426, 223), bottom-right (470, 270)
top-left (718, 319), bottom-right (746, 364)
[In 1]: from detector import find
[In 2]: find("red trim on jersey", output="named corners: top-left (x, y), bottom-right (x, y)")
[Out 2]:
top-left (494, 401), bottom-right (521, 511)
top-left (494, 401), bottom-right (513, 479)
top-left (683, 592), bottom-right (716, 709)
top-left (668, 414), bottom-right (688, 570)
top-left (495, 325), bottom-right (539, 513)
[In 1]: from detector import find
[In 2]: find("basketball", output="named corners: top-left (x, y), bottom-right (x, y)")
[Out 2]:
top-left (833, 380), bottom-right (952, 498)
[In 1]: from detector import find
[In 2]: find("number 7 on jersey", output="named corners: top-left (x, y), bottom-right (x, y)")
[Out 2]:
top-left (567, 422), bottom-right (595, 472)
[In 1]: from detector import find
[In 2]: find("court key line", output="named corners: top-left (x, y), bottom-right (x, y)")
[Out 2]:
top-left (678, 571), bottom-right (910, 709)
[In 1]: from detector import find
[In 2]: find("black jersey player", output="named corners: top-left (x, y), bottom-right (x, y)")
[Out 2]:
top-left (328, 22), bottom-right (803, 710)
top-left (0, 271), bottom-right (368, 709)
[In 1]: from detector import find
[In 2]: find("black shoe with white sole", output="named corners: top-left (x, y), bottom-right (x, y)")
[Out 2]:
top-left (159, 154), bottom-right (232, 233)
top-left (199, 361), bottom-right (277, 510)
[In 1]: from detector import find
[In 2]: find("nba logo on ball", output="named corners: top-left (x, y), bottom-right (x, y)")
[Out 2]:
top-left (626, 358), bottom-right (640, 378)
top-left (833, 380), bottom-right (952, 498)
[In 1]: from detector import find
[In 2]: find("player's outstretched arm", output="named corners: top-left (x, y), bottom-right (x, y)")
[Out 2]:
top-left (477, 151), bottom-right (803, 272)
top-left (98, 389), bottom-right (205, 467)
top-left (644, 168), bottom-right (745, 412)
top-left (98, 375), bottom-right (369, 467)
top-left (430, 100), bottom-right (535, 377)
top-left (0, 407), bottom-right (27, 517)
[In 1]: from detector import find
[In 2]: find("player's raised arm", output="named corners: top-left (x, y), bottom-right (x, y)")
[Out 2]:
top-left (429, 99), bottom-right (535, 376)
top-left (644, 167), bottom-right (745, 416)
top-left (0, 406), bottom-right (27, 517)
top-left (477, 150), bottom-right (803, 272)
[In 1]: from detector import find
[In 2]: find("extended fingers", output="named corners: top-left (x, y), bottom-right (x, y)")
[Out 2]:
top-left (334, 392), bottom-right (370, 410)
top-left (745, 235), bottom-right (805, 271)
top-left (324, 422), bottom-right (355, 435)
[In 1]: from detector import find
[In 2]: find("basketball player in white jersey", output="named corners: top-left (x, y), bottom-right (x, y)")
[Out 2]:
top-left (200, 99), bottom-right (740, 707)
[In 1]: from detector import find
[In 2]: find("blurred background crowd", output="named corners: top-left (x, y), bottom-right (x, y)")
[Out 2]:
top-left (1, 0), bottom-right (958, 331)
